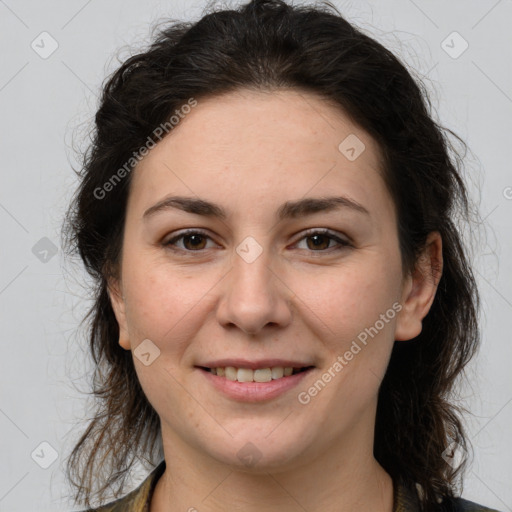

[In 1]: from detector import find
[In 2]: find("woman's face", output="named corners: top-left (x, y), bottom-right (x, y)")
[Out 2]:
top-left (109, 88), bottom-right (437, 471)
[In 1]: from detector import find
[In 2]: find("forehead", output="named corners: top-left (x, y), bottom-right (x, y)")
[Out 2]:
top-left (128, 88), bottom-right (393, 223)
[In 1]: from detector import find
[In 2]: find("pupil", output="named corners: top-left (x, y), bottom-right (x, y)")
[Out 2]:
top-left (186, 235), bottom-right (204, 249)
top-left (309, 235), bottom-right (327, 250)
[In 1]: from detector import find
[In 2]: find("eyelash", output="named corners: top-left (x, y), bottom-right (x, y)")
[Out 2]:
top-left (163, 228), bottom-right (351, 255)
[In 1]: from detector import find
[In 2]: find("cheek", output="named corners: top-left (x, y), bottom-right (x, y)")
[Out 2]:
top-left (122, 252), bottom-right (220, 348)
top-left (300, 262), bottom-right (400, 418)
top-left (301, 259), bottom-right (400, 346)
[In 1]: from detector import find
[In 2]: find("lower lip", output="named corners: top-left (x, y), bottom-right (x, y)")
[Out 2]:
top-left (197, 367), bottom-right (314, 402)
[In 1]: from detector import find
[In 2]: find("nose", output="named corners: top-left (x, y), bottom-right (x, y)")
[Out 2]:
top-left (216, 247), bottom-right (293, 336)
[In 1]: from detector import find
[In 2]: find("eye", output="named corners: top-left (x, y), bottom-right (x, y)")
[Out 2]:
top-left (163, 229), bottom-right (217, 252)
top-left (293, 228), bottom-right (351, 253)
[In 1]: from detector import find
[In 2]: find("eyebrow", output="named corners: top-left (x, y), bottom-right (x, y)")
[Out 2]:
top-left (142, 195), bottom-right (370, 222)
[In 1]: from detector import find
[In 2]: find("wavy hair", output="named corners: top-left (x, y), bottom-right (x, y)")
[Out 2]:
top-left (62, 1), bottom-right (481, 509)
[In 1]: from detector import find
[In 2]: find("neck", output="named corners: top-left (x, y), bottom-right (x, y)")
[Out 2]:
top-left (150, 420), bottom-right (394, 512)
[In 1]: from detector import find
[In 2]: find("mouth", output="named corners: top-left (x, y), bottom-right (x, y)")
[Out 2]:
top-left (197, 365), bottom-right (315, 383)
top-left (196, 364), bottom-right (315, 402)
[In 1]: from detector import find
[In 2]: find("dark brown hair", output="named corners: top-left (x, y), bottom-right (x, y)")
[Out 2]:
top-left (62, 1), bottom-right (481, 510)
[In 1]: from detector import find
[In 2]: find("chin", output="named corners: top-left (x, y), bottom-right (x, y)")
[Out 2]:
top-left (203, 430), bottom-right (312, 472)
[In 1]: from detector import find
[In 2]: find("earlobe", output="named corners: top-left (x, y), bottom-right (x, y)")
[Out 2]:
top-left (394, 232), bottom-right (443, 342)
top-left (107, 279), bottom-right (131, 350)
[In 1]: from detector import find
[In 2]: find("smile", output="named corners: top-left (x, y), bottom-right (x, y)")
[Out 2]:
top-left (201, 366), bottom-right (313, 382)
top-left (196, 365), bottom-right (315, 402)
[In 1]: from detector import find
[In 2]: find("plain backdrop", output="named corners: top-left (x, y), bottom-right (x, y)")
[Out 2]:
top-left (0, 1), bottom-right (511, 511)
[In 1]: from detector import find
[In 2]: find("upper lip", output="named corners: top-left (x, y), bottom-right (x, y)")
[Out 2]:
top-left (197, 358), bottom-right (315, 370)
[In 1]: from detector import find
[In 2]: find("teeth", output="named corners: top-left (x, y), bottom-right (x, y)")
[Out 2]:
top-left (271, 367), bottom-right (284, 379)
top-left (210, 366), bottom-right (304, 382)
top-left (254, 368), bottom-right (272, 382)
top-left (225, 366), bottom-right (237, 381)
top-left (237, 368), bottom-right (253, 382)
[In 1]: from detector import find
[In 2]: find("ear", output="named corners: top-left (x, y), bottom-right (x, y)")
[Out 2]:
top-left (107, 278), bottom-right (131, 350)
top-left (394, 231), bottom-right (443, 341)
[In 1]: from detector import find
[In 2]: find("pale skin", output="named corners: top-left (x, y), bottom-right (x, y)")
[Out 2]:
top-left (108, 88), bottom-right (443, 512)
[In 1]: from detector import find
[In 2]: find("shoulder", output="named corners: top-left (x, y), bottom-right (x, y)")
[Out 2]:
top-left (82, 488), bottom-right (140, 511)
top-left (77, 460), bottom-right (166, 512)
top-left (446, 496), bottom-right (503, 512)
top-left (83, 483), bottom-right (146, 511)
top-left (395, 480), bottom-right (502, 512)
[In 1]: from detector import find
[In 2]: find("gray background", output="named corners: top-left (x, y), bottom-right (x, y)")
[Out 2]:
top-left (0, 0), bottom-right (511, 511)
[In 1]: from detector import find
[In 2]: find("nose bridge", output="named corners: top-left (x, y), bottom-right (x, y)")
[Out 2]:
top-left (217, 234), bottom-right (291, 334)
top-left (233, 237), bottom-right (273, 294)
top-left (231, 235), bottom-right (276, 306)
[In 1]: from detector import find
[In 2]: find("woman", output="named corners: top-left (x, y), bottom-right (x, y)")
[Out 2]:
top-left (62, 1), bottom-right (500, 511)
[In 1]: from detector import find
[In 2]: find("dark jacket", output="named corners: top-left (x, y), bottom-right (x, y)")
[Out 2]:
top-left (82, 460), bottom-right (502, 512)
